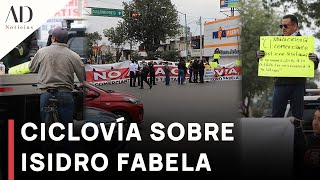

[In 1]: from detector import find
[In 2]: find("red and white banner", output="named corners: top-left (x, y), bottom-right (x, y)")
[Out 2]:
top-left (85, 61), bottom-right (241, 85)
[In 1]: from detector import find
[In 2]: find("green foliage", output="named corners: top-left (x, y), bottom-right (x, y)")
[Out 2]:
top-left (240, 0), bottom-right (282, 117)
top-left (263, 0), bottom-right (320, 39)
top-left (85, 32), bottom-right (102, 47)
top-left (103, 21), bottom-right (127, 48)
top-left (85, 31), bottom-right (102, 56)
top-left (122, 0), bottom-right (179, 58)
top-left (104, 52), bottom-right (114, 63)
top-left (250, 88), bottom-right (273, 117)
top-left (103, 22), bottom-right (127, 62)
top-left (131, 51), bottom-right (144, 61)
top-left (161, 50), bottom-right (178, 61)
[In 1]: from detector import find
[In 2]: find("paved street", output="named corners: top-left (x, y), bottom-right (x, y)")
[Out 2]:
top-left (101, 81), bottom-right (241, 152)
top-left (100, 80), bottom-right (241, 129)
top-left (0, 79), bottom-right (241, 177)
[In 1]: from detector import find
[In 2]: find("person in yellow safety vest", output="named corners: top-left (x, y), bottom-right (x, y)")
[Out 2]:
top-left (235, 59), bottom-right (241, 67)
top-left (213, 48), bottom-right (221, 64)
top-left (205, 62), bottom-right (211, 69)
top-left (209, 61), bottom-right (218, 69)
top-left (1, 32), bottom-right (39, 73)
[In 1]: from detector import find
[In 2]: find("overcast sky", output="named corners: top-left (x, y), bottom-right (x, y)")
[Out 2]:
top-left (86, 0), bottom-right (318, 55)
top-left (88, 0), bottom-right (236, 36)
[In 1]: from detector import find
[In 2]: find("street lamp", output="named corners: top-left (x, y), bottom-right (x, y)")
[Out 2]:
top-left (176, 11), bottom-right (188, 62)
top-left (161, 7), bottom-right (188, 61)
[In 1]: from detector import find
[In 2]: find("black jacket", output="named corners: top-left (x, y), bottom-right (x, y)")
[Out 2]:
top-left (178, 61), bottom-right (186, 70)
top-left (149, 64), bottom-right (155, 74)
top-left (141, 65), bottom-right (150, 75)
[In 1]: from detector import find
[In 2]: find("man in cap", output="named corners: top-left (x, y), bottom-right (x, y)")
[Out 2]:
top-left (29, 27), bottom-right (85, 126)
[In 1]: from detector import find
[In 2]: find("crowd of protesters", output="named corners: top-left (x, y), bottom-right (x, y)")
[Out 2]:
top-left (127, 58), bottom-right (214, 89)
top-left (187, 59), bottom-right (212, 84)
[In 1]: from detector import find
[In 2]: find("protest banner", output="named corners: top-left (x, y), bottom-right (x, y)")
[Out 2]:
top-left (204, 68), bottom-right (215, 81)
top-left (85, 61), bottom-right (242, 85)
top-left (258, 36), bottom-right (315, 77)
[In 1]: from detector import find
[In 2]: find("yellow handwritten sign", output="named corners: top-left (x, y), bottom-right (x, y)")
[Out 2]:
top-left (258, 36), bottom-right (315, 77)
top-left (8, 61), bottom-right (31, 74)
top-left (213, 54), bottom-right (221, 59)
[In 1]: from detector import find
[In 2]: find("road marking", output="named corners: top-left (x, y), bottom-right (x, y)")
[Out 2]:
top-left (116, 117), bottom-right (125, 122)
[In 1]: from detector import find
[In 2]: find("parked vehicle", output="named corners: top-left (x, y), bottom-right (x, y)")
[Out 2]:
top-left (73, 106), bottom-right (126, 155)
top-left (285, 94), bottom-right (320, 132)
top-left (66, 28), bottom-right (89, 64)
top-left (80, 82), bottom-right (144, 124)
top-left (260, 89), bottom-right (320, 132)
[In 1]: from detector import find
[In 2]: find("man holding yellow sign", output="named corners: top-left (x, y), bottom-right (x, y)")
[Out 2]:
top-left (256, 14), bottom-right (319, 120)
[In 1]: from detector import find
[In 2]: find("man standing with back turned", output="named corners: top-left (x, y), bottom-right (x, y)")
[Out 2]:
top-left (29, 27), bottom-right (85, 126)
top-left (257, 15), bottom-right (319, 120)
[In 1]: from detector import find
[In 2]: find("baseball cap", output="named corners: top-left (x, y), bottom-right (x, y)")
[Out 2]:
top-left (52, 27), bottom-right (68, 43)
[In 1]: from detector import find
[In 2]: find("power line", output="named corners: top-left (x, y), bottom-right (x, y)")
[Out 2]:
top-left (187, 20), bottom-right (199, 25)
top-left (186, 15), bottom-right (218, 20)
top-left (193, 25), bottom-right (198, 36)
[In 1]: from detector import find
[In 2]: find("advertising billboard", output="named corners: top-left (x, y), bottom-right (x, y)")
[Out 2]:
top-left (220, 0), bottom-right (239, 8)
top-left (203, 16), bottom-right (240, 57)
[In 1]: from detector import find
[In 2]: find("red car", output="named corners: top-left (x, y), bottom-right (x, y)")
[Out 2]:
top-left (81, 82), bottom-right (144, 124)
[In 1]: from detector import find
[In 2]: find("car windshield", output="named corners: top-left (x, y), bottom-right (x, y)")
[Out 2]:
top-left (67, 36), bottom-right (88, 58)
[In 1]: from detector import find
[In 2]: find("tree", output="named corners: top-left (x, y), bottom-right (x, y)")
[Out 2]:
top-left (131, 51), bottom-right (144, 61)
top-left (122, 0), bottom-right (179, 59)
top-left (263, 0), bottom-right (320, 39)
top-left (104, 52), bottom-right (114, 63)
top-left (85, 32), bottom-right (102, 56)
top-left (240, 0), bottom-right (282, 117)
top-left (103, 22), bottom-right (127, 62)
top-left (161, 50), bottom-right (178, 61)
top-left (85, 31), bottom-right (102, 47)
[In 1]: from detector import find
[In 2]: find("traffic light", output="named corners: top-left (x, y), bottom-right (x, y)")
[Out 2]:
top-left (132, 11), bottom-right (141, 17)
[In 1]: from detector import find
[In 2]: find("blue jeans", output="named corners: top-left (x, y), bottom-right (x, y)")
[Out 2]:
top-left (165, 73), bottom-right (170, 85)
top-left (40, 91), bottom-right (74, 127)
top-left (178, 69), bottom-right (185, 84)
top-left (272, 84), bottom-right (305, 119)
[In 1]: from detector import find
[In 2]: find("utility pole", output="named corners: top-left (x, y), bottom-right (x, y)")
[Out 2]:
top-left (231, 7), bottom-right (235, 17)
top-left (184, 13), bottom-right (188, 62)
top-left (78, 0), bottom-right (83, 22)
top-left (199, 16), bottom-right (202, 61)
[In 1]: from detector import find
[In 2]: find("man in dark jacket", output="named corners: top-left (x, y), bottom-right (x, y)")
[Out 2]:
top-left (199, 60), bottom-right (205, 83)
top-left (193, 59), bottom-right (199, 83)
top-left (188, 60), bottom-right (193, 83)
top-left (136, 61), bottom-right (141, 86)
top-left (256, 14), bottom-right (319, 120)
top-left (177, 59), bottom-right (186, 85)
top-left (164, 61), bottom-right (170, 85)
top-left (149, 61), bottom-right (157, 85)
top-left (140, 62), bottom-right (152, 89)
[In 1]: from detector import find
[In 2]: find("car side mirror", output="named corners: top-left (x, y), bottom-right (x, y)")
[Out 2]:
top-left (86, 91), bottom-right (98, 98)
